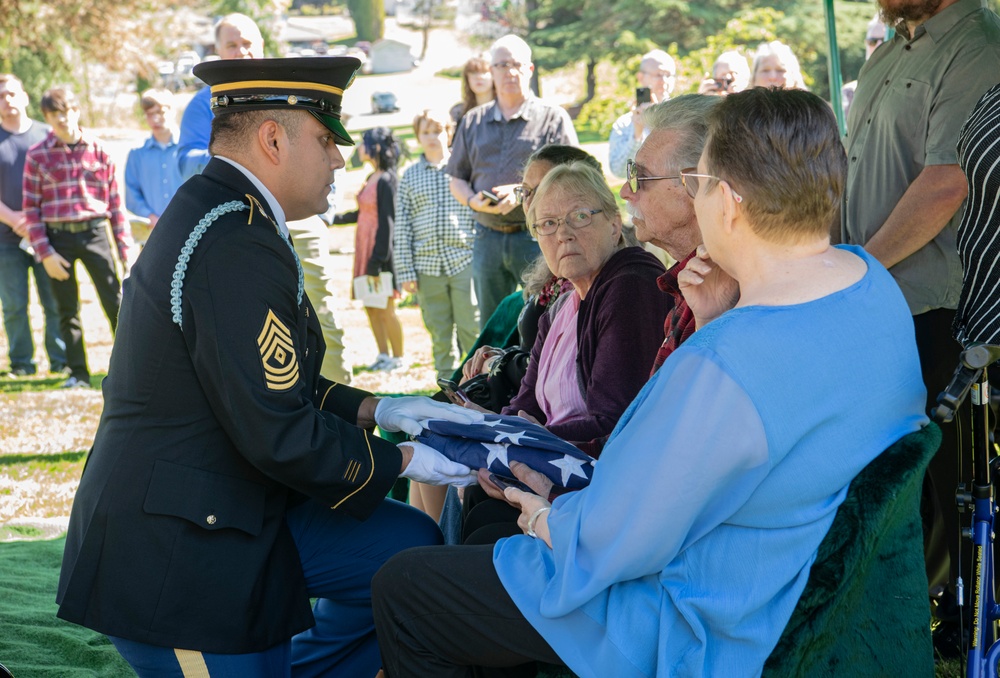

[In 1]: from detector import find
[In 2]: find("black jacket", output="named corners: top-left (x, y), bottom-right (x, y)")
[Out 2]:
top-left (56, 159), bottom-right (401, 653)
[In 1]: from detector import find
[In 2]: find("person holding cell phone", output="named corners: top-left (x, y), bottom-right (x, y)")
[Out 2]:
top-left (697, 50), bottom-right (752, 98)
top-left (446, 34), bottom-right (578, 326)
top-left (607, 49), bottom-right (676, 178)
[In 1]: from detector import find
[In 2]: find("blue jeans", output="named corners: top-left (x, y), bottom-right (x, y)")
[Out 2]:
top-left (0, 246), bottom-right (66, 372)
top-left (109, 498), bottom-right (442, 678)
top-left (471, 225), bottom-right (540, 329)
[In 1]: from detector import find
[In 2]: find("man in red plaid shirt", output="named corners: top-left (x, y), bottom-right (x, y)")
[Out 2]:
top-left (23, 87), bottom-right (127, 388)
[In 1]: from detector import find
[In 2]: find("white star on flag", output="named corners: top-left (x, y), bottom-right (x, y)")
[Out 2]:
top-left (549, 454), bottom-right (589, 486)
top-left (482, 442), bottom-right (510, 469)
top-left (495, 430), bottom-right (531, 445)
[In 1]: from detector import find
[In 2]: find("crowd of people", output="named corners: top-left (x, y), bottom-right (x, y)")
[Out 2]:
top-left (1, 0), bottom-right (1000, 675)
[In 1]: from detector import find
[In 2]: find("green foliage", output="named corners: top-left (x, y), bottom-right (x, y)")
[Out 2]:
top-left (576, 86), bottom-right (630, 139)
top-left (435, 66), bottom-right (463, 79)
top-left (2, 48), bottom-right (73, 120)
top-left (347, 0), bottom-right (386, 41)
top-left (528, 0), bottom-right (879, 108)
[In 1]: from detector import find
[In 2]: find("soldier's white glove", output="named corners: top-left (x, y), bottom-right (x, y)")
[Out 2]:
top-left (375, 396), bottom-right (483, 437)
top-left (399, 441), bottom-right (478, 487)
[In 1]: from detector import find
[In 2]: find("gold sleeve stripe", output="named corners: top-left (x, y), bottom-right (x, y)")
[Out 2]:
top-left (319, 383), bottom-right (338, 410)
top-left (174, 649), bottom-right (210, 677)
top-left (211, 80), bottom-right (344, 96)
top-left (332, 430), bottom-right (376, 509)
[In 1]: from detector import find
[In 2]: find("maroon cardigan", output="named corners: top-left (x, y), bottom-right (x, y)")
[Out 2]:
top-left (503, 246), bottom-right (671, 447)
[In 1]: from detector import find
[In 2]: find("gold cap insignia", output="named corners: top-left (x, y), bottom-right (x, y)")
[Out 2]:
top-left (257, 309), bottom-right (299, 391)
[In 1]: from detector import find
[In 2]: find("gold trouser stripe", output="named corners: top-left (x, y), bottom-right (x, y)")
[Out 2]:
top-left (211, 80), bottom-right (344, 96)
top-left (174, 649), bottom-right (210, 677)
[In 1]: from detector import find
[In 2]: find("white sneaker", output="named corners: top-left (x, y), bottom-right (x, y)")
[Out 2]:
top-left (384, 356), bottom-right (405, 371)
top-left (366, 353), bottom-right (392, 371)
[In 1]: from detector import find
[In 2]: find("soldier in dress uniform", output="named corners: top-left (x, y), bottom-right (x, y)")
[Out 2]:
top-left (55, 57), bottom-right (481, 677)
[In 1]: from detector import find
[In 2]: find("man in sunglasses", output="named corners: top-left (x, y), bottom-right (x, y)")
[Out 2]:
top-left (620, 95), bottom-right (721, 375)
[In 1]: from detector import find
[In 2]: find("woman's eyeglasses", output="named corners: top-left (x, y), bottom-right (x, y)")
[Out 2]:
top-left (530, 209), bottom-right (603, 237)
top-left (626, 159), bottom-right (681, 193)
top-left (678, 168), bottom-right (744, 203)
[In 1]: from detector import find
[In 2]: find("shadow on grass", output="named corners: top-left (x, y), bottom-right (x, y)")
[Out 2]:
top-left (0, 450), bottom-right (88, 466)
top-left (0, 373), bottom-right (106, 394)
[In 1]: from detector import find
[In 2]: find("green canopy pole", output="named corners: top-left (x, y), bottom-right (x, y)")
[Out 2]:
top-left (824, 0), bottom-right (846, 136)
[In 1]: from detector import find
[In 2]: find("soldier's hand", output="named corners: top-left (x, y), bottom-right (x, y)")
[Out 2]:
top-left (399, 441), bottom-right (477, 486)
top-left (375, 395), bottom-right (484, 436)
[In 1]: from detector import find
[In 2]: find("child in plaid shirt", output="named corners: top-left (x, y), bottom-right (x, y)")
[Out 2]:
top-left (23, 87), bottom-right (127, 388)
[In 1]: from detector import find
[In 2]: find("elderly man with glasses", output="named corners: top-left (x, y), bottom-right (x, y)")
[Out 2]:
top-left (446, 34), bottom-right (578, 327)
top-left (620, 94), bottom-right (722, 375)
top-left (607, 49), bottom-right (676, 178)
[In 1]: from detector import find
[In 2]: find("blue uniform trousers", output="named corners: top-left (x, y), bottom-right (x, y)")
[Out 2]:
top-left (109, 497), bottom-right (442, 677)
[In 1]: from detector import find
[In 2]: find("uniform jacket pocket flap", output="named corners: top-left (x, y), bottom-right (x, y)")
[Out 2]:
top-left (144, 460), bottom-right (266, 536)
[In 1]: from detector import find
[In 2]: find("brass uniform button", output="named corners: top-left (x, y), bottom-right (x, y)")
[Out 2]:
top-left (206, 514), bottom-right (217, 525)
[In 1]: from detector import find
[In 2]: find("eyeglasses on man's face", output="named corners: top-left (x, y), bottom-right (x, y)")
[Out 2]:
top-left (626, 159), bottom-right (682, 194)
top-left (530, 208), bottom-right (604, 237)
top-left (492, 60), bottom-right (525, 71)
top-left (678, 168), bottom-right (744, 203)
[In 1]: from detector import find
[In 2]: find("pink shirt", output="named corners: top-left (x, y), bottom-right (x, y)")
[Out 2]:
top-left (536, 292), bottom-right (587, 426)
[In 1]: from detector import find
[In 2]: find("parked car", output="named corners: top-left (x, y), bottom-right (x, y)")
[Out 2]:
top-left (371, 91), bottom-right (400, 114)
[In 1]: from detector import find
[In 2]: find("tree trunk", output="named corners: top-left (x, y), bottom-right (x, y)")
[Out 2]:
top-left (584, 57), bottom-right (597, 103)
top-left (348, 0), bottom-right (385, 42)
top-left (420, 0), bottom-right (431, 60)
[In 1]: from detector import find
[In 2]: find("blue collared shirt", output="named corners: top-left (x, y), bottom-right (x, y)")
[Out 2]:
top-left (124, 132), bottom-right (183, 219)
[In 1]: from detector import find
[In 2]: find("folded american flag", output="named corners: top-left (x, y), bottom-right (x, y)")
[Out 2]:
top-left (416, 413), bottom-right (596, 489)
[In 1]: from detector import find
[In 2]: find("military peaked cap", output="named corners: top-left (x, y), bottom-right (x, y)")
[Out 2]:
top-left (193, 56), bottom-right (361, 146)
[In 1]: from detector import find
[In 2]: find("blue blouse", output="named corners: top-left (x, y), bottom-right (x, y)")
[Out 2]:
top-left (493, 245), bottom-right (928, 677)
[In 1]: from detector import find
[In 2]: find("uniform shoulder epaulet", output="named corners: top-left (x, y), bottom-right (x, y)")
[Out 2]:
top-left (170, 197), bottom-right (303, 330)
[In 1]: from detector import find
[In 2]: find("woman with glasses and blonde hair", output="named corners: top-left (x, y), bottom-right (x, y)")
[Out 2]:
top-left (467, 161), bottom-right (668, 445)
top-left (371, 87), bottom-right (926, 678)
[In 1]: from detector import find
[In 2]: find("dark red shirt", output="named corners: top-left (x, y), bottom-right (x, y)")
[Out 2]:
top-left (23, 130), bottom-right (127, 261)
top-left (651, 251), bottom-right (697, 375)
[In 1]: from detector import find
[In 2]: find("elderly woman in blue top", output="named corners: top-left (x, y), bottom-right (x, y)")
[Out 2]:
top-left (370, 87), bottom-right (928, 677)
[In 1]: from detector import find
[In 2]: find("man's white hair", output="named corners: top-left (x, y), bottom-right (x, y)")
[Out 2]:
top-left (640, 49), bottom-right (675, 72)
top-left (490, 34), bottom-right (532, 65)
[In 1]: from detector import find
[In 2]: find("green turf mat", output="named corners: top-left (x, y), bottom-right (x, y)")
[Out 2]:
top-left (0, 537), bottom-right (133, 677)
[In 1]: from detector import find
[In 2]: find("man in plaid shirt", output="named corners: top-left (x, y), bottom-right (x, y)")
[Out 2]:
top-left (23, 87), bottom-right (127, 388)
